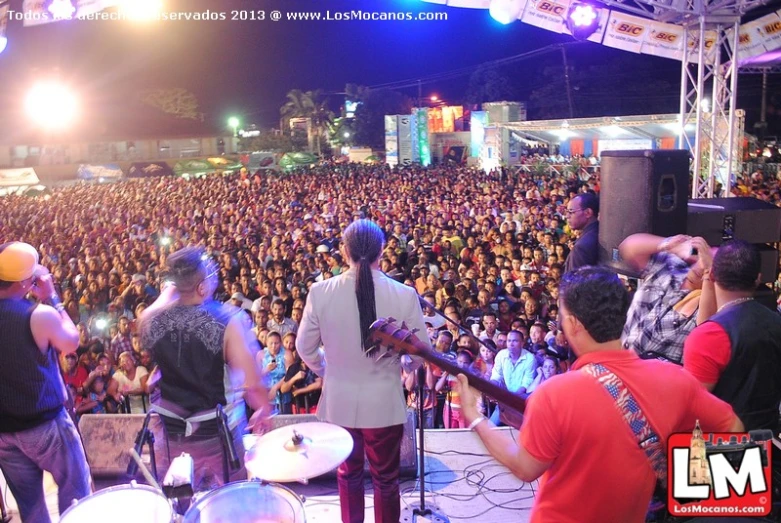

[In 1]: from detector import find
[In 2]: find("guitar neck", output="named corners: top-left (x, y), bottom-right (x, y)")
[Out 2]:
top-left (423, 350), bottom-right (526, 414)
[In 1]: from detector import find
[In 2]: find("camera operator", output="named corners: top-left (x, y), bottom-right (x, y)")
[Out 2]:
top-left (0, 242), bottom-right (92, 522)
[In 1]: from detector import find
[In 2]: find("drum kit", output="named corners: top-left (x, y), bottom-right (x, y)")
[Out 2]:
top-left (60, 422), bottom-right (354, 523)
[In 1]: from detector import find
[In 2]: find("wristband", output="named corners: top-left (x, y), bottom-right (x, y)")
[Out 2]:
top-left (468, 416), bottom-right (487, 431)
top-left (47, 294), bottom-right (66, 313)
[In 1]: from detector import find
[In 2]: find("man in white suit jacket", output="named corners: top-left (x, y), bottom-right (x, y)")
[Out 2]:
top-left (297, 219), bottom-right (428, 523)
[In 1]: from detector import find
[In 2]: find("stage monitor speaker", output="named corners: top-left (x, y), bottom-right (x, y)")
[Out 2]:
top-left (598, 150), bottom-right (690, 274)
top-left (79, 413), bottom-right (159, 477)
top-left (269, 410), bottom-right (418, 478)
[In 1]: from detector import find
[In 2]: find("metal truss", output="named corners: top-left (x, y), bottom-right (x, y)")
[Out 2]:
top-left (678, 17), bottom-right (743, 198)
top-left (593, 0), bottom-right (771, 23)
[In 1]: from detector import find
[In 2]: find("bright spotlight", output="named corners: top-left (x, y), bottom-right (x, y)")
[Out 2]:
top-left (701, 98), bottom-right (711, 113)
top-left (565, 2), bottom-right (600, 40)
top-left (489, 0), bottom-right (523, 25)
top-left (95, 318), bottom-right (108, 330)
top-left (25, 82), bottom-right (78, 130)
top-left (160, 237), bottom-right (171, 246)
top-left (48, 0), bottom-right (76, 20)
top-left (119, 0), bottom-right (163, 21)
top-left (343, 132), bottom-right (350, 138)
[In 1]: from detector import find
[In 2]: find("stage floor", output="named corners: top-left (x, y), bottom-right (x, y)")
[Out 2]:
top-left (2, 427), bottom-right (535, 522)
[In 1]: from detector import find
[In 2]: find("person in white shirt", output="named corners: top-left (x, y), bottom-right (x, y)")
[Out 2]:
top-left (489, 330), bottom-right (537, 425)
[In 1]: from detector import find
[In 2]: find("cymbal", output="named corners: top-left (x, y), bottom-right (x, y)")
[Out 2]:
top-left (245, 422), bottom-right (354, 483)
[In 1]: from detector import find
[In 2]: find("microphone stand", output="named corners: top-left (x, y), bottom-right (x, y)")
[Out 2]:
top-left (402, 365), bottom-right (450, 523)
top-left (127, 411), bottom-right (158, 482)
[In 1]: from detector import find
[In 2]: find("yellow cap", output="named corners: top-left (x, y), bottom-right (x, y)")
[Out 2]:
top-left (0, 242), bottom-right (39, 282)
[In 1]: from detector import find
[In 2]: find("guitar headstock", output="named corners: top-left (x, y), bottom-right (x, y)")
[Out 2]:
top-left (367, 318), bottom-right (427, 359)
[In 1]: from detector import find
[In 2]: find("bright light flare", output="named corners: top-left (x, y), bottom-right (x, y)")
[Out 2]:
top-left (570, 4), bottom-right (597, 27)
top-left (489, 0), bottom-right (523, 25)
top-left (95, 318), bottom-right (108, 330)
top-left (228, 117), bottom-right (240, 129)
top-left (48, 0), bottom-right (76, 20)
top-left (25, 82), bottom-right (79, 130)
top-left (119, 0), bottom-right (163, 21)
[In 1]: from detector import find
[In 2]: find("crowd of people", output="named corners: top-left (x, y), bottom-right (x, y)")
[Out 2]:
top-left (0, 161), bottom-right (779, 423)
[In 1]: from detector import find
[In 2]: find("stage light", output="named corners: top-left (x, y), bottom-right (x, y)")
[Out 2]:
top-left (228, 116), bottom-right (240, 137)
top-left (701, 98), bottom-right (711, 113)
top-left (119, 0), bottom-right (163, 21)
top-left (24, 82), bottom-right (78, 130)
top-left (343, 132), bottom-right (350, 138)
top-left (48, 0), bottom-right (76, 20)
top-left (430, 95), bottom-right (438, 102)
top-left (95, 318), bottom-right (108, 330)
top-left (565, 2), bottom-right (600, 40)
top-left (0, 37), bottom-right (7, 55)
top-left (489, 0), bottom-right (523, 25)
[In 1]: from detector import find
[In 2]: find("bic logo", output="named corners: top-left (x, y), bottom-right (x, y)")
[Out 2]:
top-left (536, 1), bottom-right (566, 16)
top-left (667, 429), bottom-right (772, 517)
top-left (653, 31), bottom-right (678, 43)
top-left (764, 21), bottom-right (781, 35)
top-left (739, 33), bottom-right (751, 45)
top-left (616, 22), bottom-right (644, 36)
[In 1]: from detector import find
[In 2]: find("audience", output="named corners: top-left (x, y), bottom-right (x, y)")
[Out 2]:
top-left (1, 161), bottom-right (777, 427)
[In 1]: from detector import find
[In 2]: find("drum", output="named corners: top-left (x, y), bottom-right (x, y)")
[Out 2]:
top-left (59, 482), bottom-right (174, 523)
top-left (182, 480), bottom-right (305, 523)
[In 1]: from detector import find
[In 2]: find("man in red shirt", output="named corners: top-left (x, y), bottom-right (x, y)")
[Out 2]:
top-left (684, 240), bottom-right (781, 433)
top-left (456, 266), bottom-right (742, 523)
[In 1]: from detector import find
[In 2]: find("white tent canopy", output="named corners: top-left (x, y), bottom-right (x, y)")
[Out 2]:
top-left (0, 168), bottom-right (42, 196)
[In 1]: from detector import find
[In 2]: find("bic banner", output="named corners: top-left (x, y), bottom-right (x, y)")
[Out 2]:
top-left (398, 115), bottom-right (413, 167)
top-left (667, 430), bottom-right (772, 518)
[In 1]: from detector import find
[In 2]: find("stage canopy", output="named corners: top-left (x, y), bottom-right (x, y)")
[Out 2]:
top-left (0, 167), bottom-right (42, 196)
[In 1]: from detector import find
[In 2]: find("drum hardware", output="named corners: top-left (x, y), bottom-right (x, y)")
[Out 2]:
top-left (126, 410), bottom-right (158, 482)
top-left (244, 421), bottom-right (353, 483)
top-left (216, 404), bottom-right (240, 484)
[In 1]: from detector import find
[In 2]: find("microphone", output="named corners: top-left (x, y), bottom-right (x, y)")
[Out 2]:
top-left (217, 405), bottom-right (240, 471)
top-left (127, 411), bottom-right (152, 476)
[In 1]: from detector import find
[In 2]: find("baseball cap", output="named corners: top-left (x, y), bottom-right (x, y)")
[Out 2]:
top-left (0, 242), bottom-right (39, 282)
top-left (231, 292), bottom-right (246, 301)
top-left (131, 274), bottom-right (146, 283)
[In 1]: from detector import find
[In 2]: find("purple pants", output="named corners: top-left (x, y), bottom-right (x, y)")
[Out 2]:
top-left (337, 424), bottom-right (404, 523)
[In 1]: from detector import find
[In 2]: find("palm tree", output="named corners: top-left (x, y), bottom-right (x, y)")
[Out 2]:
top-left (280, 89), bottom-right (334, 156)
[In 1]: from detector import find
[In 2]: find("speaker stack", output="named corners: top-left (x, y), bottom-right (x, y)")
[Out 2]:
top-left (598, 150), bottom-right (780, 309)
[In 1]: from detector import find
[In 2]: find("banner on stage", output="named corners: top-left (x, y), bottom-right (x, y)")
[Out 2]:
top-left (603, 11), bottom-right (648, 54)
top-left (520, 0), bottom-right (571, 34)
top-left (641, 21), bottom-right (684, 61)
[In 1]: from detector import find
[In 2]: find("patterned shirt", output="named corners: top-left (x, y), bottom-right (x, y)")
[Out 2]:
top-left (109, 334), bottom-right (133, 363)
top-left (621, 252), bottom-right (697, 365)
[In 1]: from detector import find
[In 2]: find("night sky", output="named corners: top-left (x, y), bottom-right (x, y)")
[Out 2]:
top-left (0, 0), bottom-right (780, 141)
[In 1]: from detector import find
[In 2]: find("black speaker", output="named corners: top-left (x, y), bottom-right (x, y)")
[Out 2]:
top-left (687, 197), bottom-right (781, 246)
top-left (598, 150), bottom-right (691, 274)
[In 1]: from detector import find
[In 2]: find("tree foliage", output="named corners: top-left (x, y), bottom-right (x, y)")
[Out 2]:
top-left (139, 88), bottom-right (203, 120)
top-left (465, 65), bottom-right (515, 105)
top-left (280, 89), bottom-right (334, 155)
top-left (352, 88), bottom-right (413, 150)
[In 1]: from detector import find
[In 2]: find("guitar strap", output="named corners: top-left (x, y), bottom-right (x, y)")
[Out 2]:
top-left (580, 363), bottom-right (668, 484)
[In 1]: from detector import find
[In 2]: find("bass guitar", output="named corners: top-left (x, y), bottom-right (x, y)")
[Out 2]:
top-left (368, 317), bottom-right (526, 428)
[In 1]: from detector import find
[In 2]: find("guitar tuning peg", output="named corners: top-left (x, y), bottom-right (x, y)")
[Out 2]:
top-left (387, 317), bottom-right (397, 324)
top-left (410, 328), bottom-right (420, 334)
top-left (401, 321), bottom-right (409, 330)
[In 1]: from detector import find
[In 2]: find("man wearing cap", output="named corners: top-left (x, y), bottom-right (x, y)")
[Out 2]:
top-left (0, 242), bottom-right (92, 522)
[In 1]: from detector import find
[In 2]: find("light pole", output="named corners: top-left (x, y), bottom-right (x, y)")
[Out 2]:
top-left (228, 117), bottom-right (240, 138)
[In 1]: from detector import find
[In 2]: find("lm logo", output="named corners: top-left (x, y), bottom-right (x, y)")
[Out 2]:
top-left (616, 22), bottom-right (644, 36)
top-left (667, 428), bottom-right (772, 517)
top-left (536, 1), bottom-right (566, 16)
